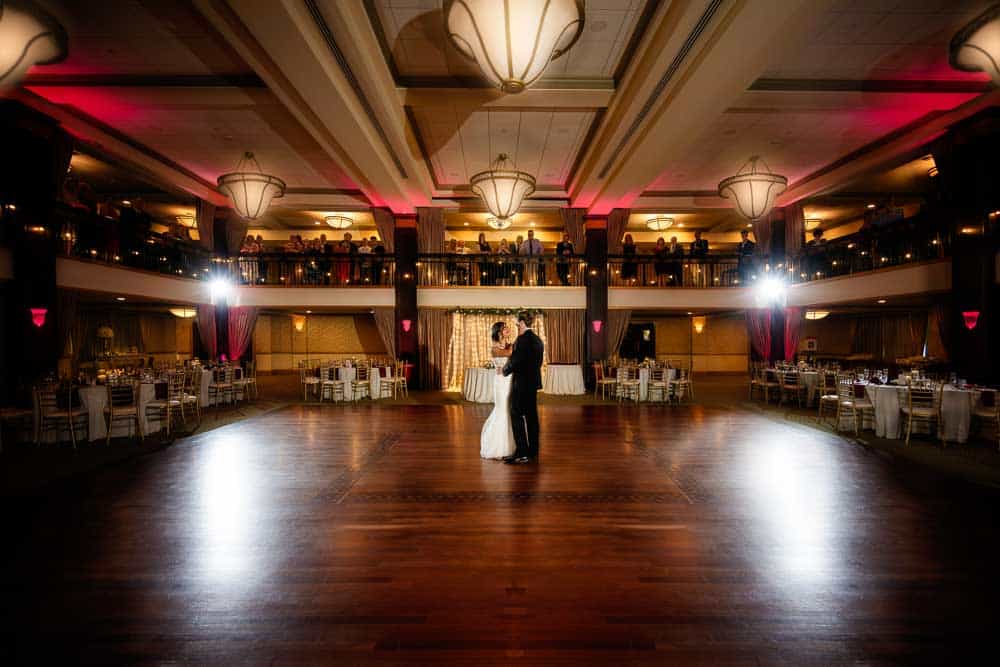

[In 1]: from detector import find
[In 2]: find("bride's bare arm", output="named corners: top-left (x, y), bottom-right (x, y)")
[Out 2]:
top-left (492, 344), bottom-right (512, 358)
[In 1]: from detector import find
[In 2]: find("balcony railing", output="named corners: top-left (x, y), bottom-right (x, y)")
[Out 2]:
top-left (417, 253), bottom-right (585, 287)
top-left (608, 254), bottom-right (747, 287)
top-left (227, 254), bottom-right (395, 287)
top-left (63, 234), bottom-right (214, 280)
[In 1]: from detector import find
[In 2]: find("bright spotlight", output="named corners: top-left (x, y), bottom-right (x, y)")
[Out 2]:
top-left (754, 277), bottom-right (787, 307)
top-left (210, 278), bottom-right (233, 303)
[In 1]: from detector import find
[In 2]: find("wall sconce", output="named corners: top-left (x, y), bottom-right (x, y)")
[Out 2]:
top-left (401, 319), bottom-right (412, 333)
top-left (962, 311), bottom-right (980, 330)
top-left (30, 307), bottom-right (47, 328)
top-left (291, 314), bottom-right (306, 332)
top-left (592, 320), bottom-right (603, 333)
top-left (692, 315), bottom-right (706, 334)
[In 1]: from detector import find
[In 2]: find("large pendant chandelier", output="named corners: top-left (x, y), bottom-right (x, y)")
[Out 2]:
top-left (486, 216), bottom-right (512, 230)
top-left (445, 0), bottom-right (585, 93)
top-left (0, 0), bottom-right (67, 90)
top-left (217, 152), bottom-right (286, 220)
top-left (470, 154), bottom-right (536, 221)
top-left (718, 156), bottom-right (787, 221)
top-left (646, 216), bottom-right (674, 231)
top-left (949, 4), bottom-right (1000, 84)
top-left (325, 215), bottom-right (353, 229)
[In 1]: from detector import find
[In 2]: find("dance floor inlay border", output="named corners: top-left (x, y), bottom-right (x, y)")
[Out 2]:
top-left (4, 402), bottom-right (999, 664)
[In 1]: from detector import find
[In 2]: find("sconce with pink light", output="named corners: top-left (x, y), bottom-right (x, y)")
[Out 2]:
top-left (401, 319), bottom-right (412, 333)
top-left (591, 320), bottom-right (603, 333)
top-left (30, 307), bottom-right (47, 328)
top-left (962, 311), bottom-right (980, 331)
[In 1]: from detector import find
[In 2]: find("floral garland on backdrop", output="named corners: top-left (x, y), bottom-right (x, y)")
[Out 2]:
top-left (444, 309), bottom-right (549, 391)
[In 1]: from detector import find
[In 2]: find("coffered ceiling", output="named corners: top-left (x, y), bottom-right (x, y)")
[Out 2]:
top-left (6, 0), bottom-right (996, 229)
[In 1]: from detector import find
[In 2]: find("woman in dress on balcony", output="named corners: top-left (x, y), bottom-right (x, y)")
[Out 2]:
top-left (653, 237), bottom-right (670, 286)
top-left (621, 233), bottom-right (638, 283)
top-left (477, 232), bottom-right (492, 285)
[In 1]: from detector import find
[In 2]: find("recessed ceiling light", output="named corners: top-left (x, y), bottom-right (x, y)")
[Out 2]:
top-left (866, 203), bottom-right (876, 209)
top-left (314, 220), bottom-right (320, 225)
top-left (529, 221), bottom-right (536, 227)
top-left (121, 200), bottom-right (131, 206)
top-left (115, 297), bottom-right (126, 301)
top-left (877, 299), bottom-right (887, 304)
top-left (677, 223), bottom-right (684, 228)
top-left (463, 221), bottom-right (469, 226)
top-left (306, 310), bottom-right (312, 314)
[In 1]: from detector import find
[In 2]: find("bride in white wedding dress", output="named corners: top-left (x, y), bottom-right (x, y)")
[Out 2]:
top-left (480, 321), bottom-right (516, 460)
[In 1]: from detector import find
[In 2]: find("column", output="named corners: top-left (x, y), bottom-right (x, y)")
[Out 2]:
top-left (584, 217), bottom-right (608, 364)
top-left (394, 215), bottom-right (418, 383)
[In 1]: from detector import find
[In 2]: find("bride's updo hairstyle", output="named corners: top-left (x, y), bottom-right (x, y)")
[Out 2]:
top-left (490, 321), bottom-right (506, 343)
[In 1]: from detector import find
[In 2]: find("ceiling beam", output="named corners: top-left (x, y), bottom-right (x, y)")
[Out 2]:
top-left (398, 87), bottom-right (613, 111)
top-left (12, 89), bottom-right (229, 207)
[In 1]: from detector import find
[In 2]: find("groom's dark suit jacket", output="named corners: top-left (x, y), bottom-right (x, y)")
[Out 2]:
top-left (503, 329), bottom-right (544, 411)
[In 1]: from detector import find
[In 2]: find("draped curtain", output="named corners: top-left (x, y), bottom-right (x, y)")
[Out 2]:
top-left (373, 307), bottom-right (396, 359)
top-left (78, 312), bottom-right (143, 360)
top-left (784, 202), bottom-right (805, 259)
top-left (542, 309), bottom-right (584, 364)
top-left (444, 312), bottom-right (548, 391)
top-left (417, 207), bottom-right (445, 253)
top-left (196, 304), bottom-right (217, 361)
top-left (559, 208), bottom-right (586, 251)
top-left (753, 210), bottom-right (776, 258)
top-left (139, 314), bottom-right (176, 353)
top-left (56, 289), bottom-right (79, 361)
top-left (747, 310), bottom-right (772, 362)
top-left (783, 307), bottom-right (802, 362)
top-left (607, 310), bottom-right (631, 361)
top-left (197, 199), bottom-right (215, 250)
top-left (932, 304), bottom-right (950, 360)
top-left (607, 208), bottom-right (630, 254)
top-left (418, 308), bottom-right (453, 390)
top-left (227, 306), bottom-right (259, 362)
top-left (371, 207), bottom-right (395, 253)
top-left (139, 315), bottom-right (157, 352)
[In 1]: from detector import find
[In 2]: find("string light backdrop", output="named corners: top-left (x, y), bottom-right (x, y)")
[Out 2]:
top-left (445, 311), bottom-right (549, 391)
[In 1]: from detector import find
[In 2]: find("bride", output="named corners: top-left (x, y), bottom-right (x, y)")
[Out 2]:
top-left (480, 321), bottom-right (516, 460)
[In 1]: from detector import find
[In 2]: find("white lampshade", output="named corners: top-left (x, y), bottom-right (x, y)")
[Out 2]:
top-left (169, 308), bottom-right (197, 319)
top-left (470, 154), bottom-right (536, 220)
top-left (217, 152), bottom-right (286, 220)
top-left (487, 216), bottom-right (512, 230)
top-left (646, 216), bottom-right (674, 231)
top-left (718, 156), bottom-right (788, 221)
top-left (950, 5), bottom-right (1000, 84)
top-left (325, 215), bottom-right (353, 229)
top-left (0, 0), bottom-right (67, 90)
top-left (445, 0), bottom-right (585, 93)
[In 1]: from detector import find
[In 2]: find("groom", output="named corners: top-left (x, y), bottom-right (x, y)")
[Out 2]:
top-left (500, 311), bottom-right (544, 464)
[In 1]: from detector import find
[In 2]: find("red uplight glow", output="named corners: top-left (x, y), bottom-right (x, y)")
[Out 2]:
top-left (30, 308), bottom-right (47, 328)
top-left (592, 320), bottom-right (603, 333)
top-left (401, 319), bottom-right (412, 333)
top-left (962, 311), bottom-right (980, 330)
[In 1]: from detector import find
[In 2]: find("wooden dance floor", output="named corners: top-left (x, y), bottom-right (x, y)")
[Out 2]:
top-left (5, 403), bottom-right (999, 664)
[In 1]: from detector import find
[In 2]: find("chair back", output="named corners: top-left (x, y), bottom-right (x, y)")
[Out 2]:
top-left (837, 381), bottom-right (855, 402)
top-left (108, 382), bottom-right (135, 407)
top-left (592, 363), bottom-right (605, 382)
top-left (908, 386), bottom-right (938, 411)
top-left (357, 366), bottom-right (369, 381)
top-left (782, 371), bottom-right (799, 387)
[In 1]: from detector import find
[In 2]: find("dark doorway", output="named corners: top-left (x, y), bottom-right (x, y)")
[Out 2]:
top-left (619, 322), bottom-right (655, 360)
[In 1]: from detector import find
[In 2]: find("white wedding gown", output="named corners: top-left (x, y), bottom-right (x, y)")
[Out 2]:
top-left (480, 357), bottom-right (516, 459)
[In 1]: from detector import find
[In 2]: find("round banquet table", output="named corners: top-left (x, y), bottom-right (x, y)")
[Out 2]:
top-left (864, 384), bottom-right (902, 438)
top-left (334, 366), bottom-right (388, 400)
top-left (864, 383), bottom-right (974, 443)
top-left (799, 371), bottom-right (820, 406)
top-left (463, 367), bottom-right (495, 403)
top-left (615, 367), bottom-right (677, 401)
top-left (32, 384), bottom-right (162, 443)
top-left (940, 386), bottom-right (973, 443)
top-left (543, 364), bottom-right (585, 395)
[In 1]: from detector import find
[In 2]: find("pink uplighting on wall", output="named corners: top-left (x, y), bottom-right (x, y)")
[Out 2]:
top-left (30, 308), bottom-right (47, 328)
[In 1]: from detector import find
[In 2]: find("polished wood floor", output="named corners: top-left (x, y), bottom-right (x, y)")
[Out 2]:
top-left (4, 401), bottom-right (999, 664)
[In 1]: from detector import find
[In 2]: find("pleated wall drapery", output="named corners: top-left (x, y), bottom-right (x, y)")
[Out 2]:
top-left (444, 312), bottom-right (549, 391)
top-left (747, 310), bottom-right (772, 362)
top-left (783, 307), bottom-right (802, 362)
top-left (559, 208), bottom-right (587, 251)
top-left (784, 202), bottom-right (805, 259)
top-left (753, 210), bottom-right (776, 258)
top-left (607, 310), bottom-right (631, 361)
top-left (227, 306), bottom-right (259, 362)
top-left (417, 207), bottom-right (445, 253)
top-left (544, 309), bottom-right (584, 364)
top-left (56, 289), bottom-right (79, 361)
top-left (418, 308), bottom-right (453, 390)
top-left (139, 314), bottom-right (176, 353)
top-left (373, 307), bottom-right (396, 359)
top-left (371, 207), bottom-right (395, 253)
top-left (197, 199), bottom-right (215, 251)
top-left (932, 304), bottom-right (950, 360)
top-left (196, 304), bottom-right (217, 361)
top-left (607, 208), bottom-right (630, 254)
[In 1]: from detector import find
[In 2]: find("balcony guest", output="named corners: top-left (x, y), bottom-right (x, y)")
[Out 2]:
top-left (690, 229), bottom-right (708, 258)
top-left (497, 237), bottom-right (512, 285)
top-left (653, 237), bottom-right (670, 284)
top-left (807, 227), bottom-right (826, 246)
top-left (518, 229), bottom-right (544, 284)
top-left (737, 228), bottom-right (756, 284)
top-left (555, 232), bottom-right (574, 286)
top-left (371, 236), bottom-right (385, 285)
top-left (256, 235), bottom-right (267, 283)
top-left (621, 233), bottom-right (637, 282)
top-left (357, 238), bottom-right (373, 284)
top-left (337, 232), bottom-right (355, 284)
top-left (668, 236), bottom-right (684, 285)
top-left (477, 232), bottom-right (492, 285)
top-left (512, 235), bottom-right (525, 285)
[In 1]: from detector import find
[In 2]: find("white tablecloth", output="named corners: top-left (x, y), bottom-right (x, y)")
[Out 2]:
top-left (543, 365), bottom-right (585, 395)
top-left (864, 384), bottom-right (973, 443)
top-left (463, 367), bottom-right (495, 403)
top-left (940, 387), bottom-right (972, 443)
top-left (199, 369), bottom-right (213, 407)
top-left (79, 383), bottom-right (162, 441)
top-left (799, 371), bottom-right (820, 406)
top-left (333, 366), bottom-right (390, 400)
top-left (616, 367), bottom-right (676, 401)
top-left (865, 384), bottom-right (901, 438)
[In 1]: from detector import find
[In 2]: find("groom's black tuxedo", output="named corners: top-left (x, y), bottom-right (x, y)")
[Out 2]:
top-left (503, 329), bottom-right (544, 459)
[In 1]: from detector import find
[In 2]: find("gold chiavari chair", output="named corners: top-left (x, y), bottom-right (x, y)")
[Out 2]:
top-left (320, 366), bottom-right (345, 402)
top-left (180, 369), bottom-right (201, 424)
top-left (669, 368), bottom-right (693, 404)
top-left (901, 384), bottom-right (942, 446)
top-left (300, 364), bottom-right (320, 401)
top-left (351, 365), bottom-right (372, 401)
top-left (780, 371), bottom-right (806, 407)
top-left (816, 371), bottom-right (840, 425)
top-left (144, 372), bottom-right (185, 436)
top-left (104, 381), bottom-right (141, 445)
top-left (592, 363), bottom-right (616, 400)
top-left (647, 368), bottom-right (668, 404)
top-left (36, 385), bottom-right (88, 449)
top-left (616, 366), bottom-right (640, 403)
top-left (970, 389), bottom-right (999, 451)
